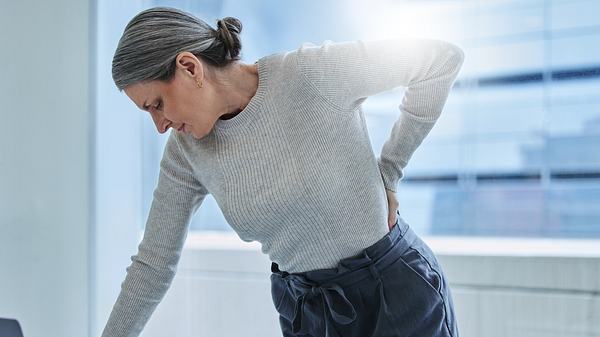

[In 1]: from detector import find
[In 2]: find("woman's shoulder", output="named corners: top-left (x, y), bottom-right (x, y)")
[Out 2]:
top-left (295, 39), bottom-right (362, 68)
top-left (260, 39), bottom-right (358, 84)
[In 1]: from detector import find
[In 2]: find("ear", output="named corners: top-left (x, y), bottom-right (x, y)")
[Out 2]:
top-left (175, 52), bottom-right (203, 80)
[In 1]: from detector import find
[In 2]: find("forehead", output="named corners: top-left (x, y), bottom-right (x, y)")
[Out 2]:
top-left (123, 80), bottom-right (165, 110)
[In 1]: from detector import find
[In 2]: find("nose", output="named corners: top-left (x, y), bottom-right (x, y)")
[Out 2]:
top-left (159, 121), bottom-right (172, 134)
top-left (150, 112), bottom-right (171, 134)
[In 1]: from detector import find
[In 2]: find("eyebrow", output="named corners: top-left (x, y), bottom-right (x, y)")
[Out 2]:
top-left (141, 97), bottom-right (161, 111)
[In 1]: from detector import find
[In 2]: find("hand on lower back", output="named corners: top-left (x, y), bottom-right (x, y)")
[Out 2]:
top-left (385, 188), bottom-right (399, 231)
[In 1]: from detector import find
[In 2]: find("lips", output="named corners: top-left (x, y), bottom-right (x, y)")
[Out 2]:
top-left (178, 123), bottom-right (185, 132)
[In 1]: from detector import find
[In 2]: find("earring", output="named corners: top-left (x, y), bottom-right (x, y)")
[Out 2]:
top-left (196, 79), bottom-right (203, 88)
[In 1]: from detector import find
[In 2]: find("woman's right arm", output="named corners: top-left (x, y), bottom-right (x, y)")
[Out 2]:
top-left (101, 132), bottom-right (208, 337)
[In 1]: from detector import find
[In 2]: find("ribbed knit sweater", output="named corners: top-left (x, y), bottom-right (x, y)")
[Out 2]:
top-left (101, 36), bottom-right (465, 337)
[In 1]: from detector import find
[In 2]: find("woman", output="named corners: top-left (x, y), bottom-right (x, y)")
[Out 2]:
top-left (103, 6), bottom-right (465, 337)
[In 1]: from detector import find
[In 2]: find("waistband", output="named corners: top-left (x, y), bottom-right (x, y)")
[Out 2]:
top-left (270, 210), bottom-right (419, 336)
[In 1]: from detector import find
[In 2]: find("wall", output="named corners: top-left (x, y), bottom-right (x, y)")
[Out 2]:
top-left (0, 1), bottom-right (93, 336)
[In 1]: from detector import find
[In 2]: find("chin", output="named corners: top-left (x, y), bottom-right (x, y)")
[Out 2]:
top-left (190, 129), bottom-right (207, 140)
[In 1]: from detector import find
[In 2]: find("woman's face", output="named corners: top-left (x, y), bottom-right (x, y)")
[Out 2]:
top-left (123, 52), bottom-right (222, 140)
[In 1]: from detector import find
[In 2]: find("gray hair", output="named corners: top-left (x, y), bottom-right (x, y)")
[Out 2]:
top-left (112, 6), bottom-right (243, 91)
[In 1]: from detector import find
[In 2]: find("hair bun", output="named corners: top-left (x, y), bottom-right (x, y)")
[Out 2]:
top-left (216, 17), bottom-right (242, 60)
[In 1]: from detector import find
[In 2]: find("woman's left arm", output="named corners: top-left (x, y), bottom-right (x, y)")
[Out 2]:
top-left (296, 37), bottom-right (466, 195)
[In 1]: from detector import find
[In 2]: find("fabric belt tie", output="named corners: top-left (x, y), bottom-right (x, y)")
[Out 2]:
top-left (286, 276), bottom-right (358, 336)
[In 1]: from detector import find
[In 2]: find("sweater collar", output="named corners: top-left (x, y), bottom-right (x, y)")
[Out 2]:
top-left (213, 56), bottom-right (269, 134)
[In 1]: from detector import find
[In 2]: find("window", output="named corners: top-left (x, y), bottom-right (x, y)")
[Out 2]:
top-left (141, 0), bottom-right (600, 238)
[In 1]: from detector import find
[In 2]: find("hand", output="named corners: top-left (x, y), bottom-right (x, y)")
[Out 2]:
top-left (385, 188), bottom-right (399, 231)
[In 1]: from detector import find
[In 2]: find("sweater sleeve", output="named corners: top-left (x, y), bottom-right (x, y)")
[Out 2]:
top-left (101, 132), bottom-right (208, 337)
top-left (296, 37), bottom-right (465, 192)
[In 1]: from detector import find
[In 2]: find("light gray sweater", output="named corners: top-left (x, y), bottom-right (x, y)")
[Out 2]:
top-left (101, 36), bottom-right (465, 337)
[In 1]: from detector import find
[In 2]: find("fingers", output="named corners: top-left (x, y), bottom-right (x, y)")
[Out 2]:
top-left (384, 189), bottom-right (399, 230)
top-left (388, 212), bottom-right (397, 230)
top-left (389, 206), bottom-right (401, 228)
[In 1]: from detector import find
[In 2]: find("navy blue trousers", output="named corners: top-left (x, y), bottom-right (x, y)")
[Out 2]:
top-left (270, 210), bottom-right (459, 337)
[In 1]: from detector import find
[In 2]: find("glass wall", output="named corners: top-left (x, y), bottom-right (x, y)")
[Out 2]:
top-left (140, 0), bottom-right (600, 238)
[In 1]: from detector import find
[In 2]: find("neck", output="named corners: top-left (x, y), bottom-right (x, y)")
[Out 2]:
top-left (217, 62), bottom-right (259, 120)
